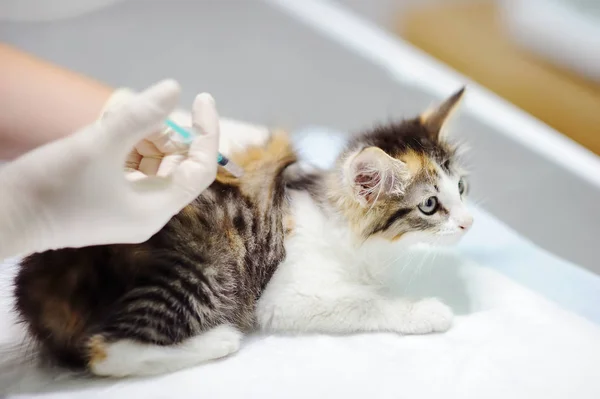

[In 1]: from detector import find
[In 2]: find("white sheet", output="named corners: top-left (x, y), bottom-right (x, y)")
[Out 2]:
top-left (1, 128), bottom-right (599, 398)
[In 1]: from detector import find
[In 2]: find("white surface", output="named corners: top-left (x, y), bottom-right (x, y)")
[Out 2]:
top-left (1, 129), bottom-right (600, 397)
top-left (267, 0), bottom-right (600, 189)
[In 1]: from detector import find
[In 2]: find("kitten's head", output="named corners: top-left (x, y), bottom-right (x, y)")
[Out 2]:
top-left (333, 88), bottom-right (472, 246)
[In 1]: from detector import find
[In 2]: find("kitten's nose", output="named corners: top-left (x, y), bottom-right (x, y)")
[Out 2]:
top-left (458, 216), bottom-right (474, 231)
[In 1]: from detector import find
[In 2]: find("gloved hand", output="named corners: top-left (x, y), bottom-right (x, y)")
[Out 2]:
top-left (0, 79), bottom-right (220, 258)
top-left (99, 88), bottom-right (199, 181)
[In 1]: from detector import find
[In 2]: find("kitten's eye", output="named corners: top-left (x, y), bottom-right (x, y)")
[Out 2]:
top-left (418, 196), bottom-right (439, 215)
top-left (458, 178), bottom-right (466, 195)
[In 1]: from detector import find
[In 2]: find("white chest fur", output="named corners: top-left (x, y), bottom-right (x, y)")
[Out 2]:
top-left (256, 191), bottom-right (454, 335)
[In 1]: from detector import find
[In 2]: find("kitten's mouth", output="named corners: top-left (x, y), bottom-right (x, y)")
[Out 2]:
top-left (390, 229), bottom-right (465, 247)
top-left (437, 230), bottom-right (466, 237)
top-left (438, 221), bottom-right (474, 238)
top-left (424, 229), bottom-right (470, 246)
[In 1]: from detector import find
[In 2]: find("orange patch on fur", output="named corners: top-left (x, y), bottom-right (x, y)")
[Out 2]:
top-left (398, 150), bottom-right (424, 175)
top-left (392, 232), bottom-right (405, 241)
top-left (180, 204), bottom-right (198, 220)
top-left (423, 156), bottom-right (438, 177)
top-left (216, 130), bottom-right (296, 198)
top-left (87, 335), bottom-right (107, 366)
top-left (398, 150), bottom-right (437, 176)
top-left (227, 131), bottom-right (294, 173)
top-left (369, 229), bottom-right (404, 242)
top-left (42, 300), bottom-right (85, 342)
top-left (284, 214), bottom-right (295, 236)
top-left (419, 110), bottom-right (433, 126)
top-left (217, 131), bottom-right (292, 173)
top-left (225, 225), bottom-right (245, 252)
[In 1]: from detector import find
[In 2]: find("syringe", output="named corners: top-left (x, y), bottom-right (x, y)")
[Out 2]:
top-left (165, 119), bottom-right (244, 178)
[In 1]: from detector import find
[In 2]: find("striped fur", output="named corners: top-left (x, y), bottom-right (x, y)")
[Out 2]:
top-left (14, 132), bottom-right (296, 371)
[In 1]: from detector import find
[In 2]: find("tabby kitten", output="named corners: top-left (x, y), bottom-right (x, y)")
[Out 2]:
top-left (13, 88), bottom-right (471, 378)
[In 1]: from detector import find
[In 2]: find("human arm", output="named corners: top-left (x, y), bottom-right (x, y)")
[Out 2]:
top-left (0, 43), bottom-right (113, 159)
top-left (0, 80), bottom-right (220, 259)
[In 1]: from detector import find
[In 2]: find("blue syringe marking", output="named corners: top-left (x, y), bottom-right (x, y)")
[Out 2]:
top-left (165, 119), bottom-right (193, 142)
top-left (165, 118), bottom-right (242, 177)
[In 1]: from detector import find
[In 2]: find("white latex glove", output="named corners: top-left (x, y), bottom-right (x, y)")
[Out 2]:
top-left (0, 79), bottom-right (220, 259)
top-left (100, 91), bottom-right (200, 181)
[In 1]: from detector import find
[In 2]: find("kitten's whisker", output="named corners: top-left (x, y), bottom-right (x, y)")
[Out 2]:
top-left (379, 248), bottom-right (409, 271)
top-left (406, 239), bottom-right (442, 290)
top-left (427, 242), bottom-right (442, 280)
top-left (468, 196), bottom-right (489, 207)
top-left (399, 249), bottom-right (425, 294)
top-left (397, 249), bottom-right (419, 278)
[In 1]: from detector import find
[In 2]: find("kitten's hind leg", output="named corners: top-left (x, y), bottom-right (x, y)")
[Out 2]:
top-left (88, 324), bottom-right (242, 377)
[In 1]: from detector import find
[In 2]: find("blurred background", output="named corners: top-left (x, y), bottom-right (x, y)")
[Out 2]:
top-left (345, 0), bottom-right (600, 156)
top-left (1, 0), bottom-right (599, 272)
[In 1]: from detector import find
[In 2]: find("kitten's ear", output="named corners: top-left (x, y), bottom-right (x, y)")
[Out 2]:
top-left (345, 147), bottom-right (409, 206)
top-left (419, 87), bottom-right (465, 141)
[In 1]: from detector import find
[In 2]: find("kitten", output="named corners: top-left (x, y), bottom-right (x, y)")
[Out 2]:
top-left (256, 87), bottom-right (472, 334)
top-left (12, 88), bottom-right (470, 378)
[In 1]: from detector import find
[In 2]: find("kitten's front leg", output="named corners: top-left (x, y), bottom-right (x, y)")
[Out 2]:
top-left (393, 297), bottom-right (454, 334)
top-left (257, 287), bottom-right (453, 335)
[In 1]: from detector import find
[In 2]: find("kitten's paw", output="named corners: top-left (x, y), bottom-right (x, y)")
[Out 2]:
top-left (89, 325), bottom-right (243, 377)
top-left (398, 298), bottom-right (453, 335)
top-left (188, 324), bottom-right (243, 359)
